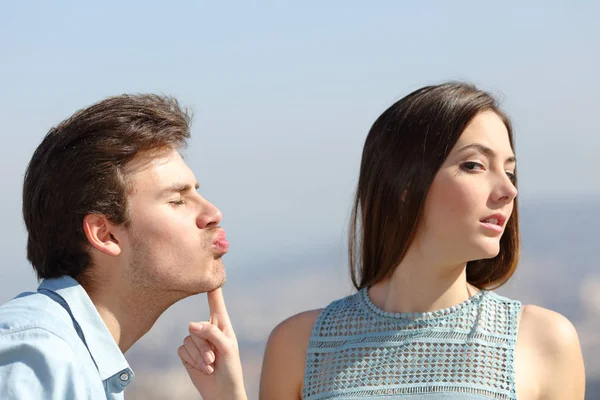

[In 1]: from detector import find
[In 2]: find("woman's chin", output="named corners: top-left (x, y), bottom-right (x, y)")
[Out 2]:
top-left (470, 240), bottom-right (501, 260)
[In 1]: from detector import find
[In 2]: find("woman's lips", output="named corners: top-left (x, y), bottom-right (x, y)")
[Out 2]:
top-left (480, 221), bottom-right (503, 234)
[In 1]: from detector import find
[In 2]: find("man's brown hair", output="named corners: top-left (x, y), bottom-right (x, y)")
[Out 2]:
top-left (23, 94), bottom-right (191, 279)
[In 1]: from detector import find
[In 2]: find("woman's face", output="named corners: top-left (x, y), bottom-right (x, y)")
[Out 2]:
top-left (416, 110), bottom-right (518, 266)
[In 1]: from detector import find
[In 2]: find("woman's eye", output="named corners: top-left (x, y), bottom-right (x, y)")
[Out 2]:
top-left (460, 161), bottom-right (484, 171)
top-left (506, 172), bottom-right (517, 184)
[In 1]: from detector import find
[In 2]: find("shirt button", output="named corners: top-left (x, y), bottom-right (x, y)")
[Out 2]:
top-left (120, 373), bottom-right (130, 381)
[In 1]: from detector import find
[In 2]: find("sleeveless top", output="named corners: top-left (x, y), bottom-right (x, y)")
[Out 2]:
top-left (303, 288), bottom-right (521, 400)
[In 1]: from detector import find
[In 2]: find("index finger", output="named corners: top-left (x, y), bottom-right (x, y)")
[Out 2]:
top-left (207, 287), bottom-right (230, 325)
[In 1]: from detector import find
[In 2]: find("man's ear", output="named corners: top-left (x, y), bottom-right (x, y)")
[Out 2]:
top-left (82, 214), bottom-right (122, 256)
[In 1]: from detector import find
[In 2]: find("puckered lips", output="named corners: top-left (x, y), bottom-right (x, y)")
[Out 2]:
top-left (212, 228), bottom-right (229, 254)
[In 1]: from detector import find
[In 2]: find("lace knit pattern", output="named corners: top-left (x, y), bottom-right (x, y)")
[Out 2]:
top-left (303, 289), bottom-right (521, 400)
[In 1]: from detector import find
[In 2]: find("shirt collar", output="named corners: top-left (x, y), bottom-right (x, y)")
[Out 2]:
top-left (38, 276), bottom-right (133, 382)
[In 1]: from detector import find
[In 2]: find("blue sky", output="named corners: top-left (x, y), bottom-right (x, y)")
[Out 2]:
top-left (0, 1), bottom-right (598, 294)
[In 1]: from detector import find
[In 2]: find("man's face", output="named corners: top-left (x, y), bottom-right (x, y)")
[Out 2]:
top-left (117, 148), bottom-right (228, 297)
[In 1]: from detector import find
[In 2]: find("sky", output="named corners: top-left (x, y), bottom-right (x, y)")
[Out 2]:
top-left (0, 1), bottom-right (598, 295)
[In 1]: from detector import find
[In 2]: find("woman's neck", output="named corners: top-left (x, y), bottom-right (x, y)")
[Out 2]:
top-left (368, 250), bottom-right (477, 314)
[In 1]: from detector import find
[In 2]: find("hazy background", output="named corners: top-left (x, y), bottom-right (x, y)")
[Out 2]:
top-left (1, 1), bottom-right (598, 399)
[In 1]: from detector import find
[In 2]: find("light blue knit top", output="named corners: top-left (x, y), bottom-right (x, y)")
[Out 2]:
top-left (303, 288), bottom-right (521, 400)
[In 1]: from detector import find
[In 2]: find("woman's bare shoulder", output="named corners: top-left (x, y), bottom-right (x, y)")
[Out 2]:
top-left (259, 309), bottom-right (323, 400)
top-left (266, 308), bottom-right (323, 357)
top-left (519, 304), bottom-right (580, 350)
top-left (518, 304), bottom-right (585, 399)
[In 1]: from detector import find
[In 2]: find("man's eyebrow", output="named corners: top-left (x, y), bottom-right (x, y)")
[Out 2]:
top-left (158, 182), bottom-right (199, 197)
top-left (458, 143), bottom-right (516, 163)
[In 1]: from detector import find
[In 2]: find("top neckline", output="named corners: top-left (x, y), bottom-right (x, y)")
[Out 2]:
top-left (359, 287), bottom-right (486, 322)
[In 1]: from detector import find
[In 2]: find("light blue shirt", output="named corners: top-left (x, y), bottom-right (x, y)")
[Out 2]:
top-left (0, 276), bottom-right (134, 399)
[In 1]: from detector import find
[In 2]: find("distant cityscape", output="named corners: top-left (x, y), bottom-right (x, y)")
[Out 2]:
top-left (120, 201), bottom-right (600, 399)
top-left (0, 202), bottom-right (596, 399)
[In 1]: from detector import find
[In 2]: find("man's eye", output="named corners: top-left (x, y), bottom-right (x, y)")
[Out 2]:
top-left (169, 200), bottom-right (185, 206)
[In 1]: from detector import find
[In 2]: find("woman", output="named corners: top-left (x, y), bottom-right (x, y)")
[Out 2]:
top-left (259, 82), bottom-right (586, 399)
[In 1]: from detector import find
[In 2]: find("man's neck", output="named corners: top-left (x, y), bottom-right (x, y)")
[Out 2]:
top-left (82, 283), bottom-right (179, 353)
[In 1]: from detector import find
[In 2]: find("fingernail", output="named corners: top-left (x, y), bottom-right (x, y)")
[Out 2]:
top-left (202, 362), bottom-right (214, 374)
top-left (203, 351), bottom-right (215, 364)
top-left (190, 322), bottom-right (204, 331)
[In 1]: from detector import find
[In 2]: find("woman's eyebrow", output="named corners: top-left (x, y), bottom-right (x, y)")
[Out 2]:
top-left (458, 143), bottom-right (516, 163)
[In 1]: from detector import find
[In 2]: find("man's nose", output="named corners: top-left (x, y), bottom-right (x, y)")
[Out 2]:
top-left (196, 198), bottom-right (223, 229)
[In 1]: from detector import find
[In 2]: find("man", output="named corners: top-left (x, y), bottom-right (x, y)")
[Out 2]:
top-left (0, 94), bottom-right (246, 399)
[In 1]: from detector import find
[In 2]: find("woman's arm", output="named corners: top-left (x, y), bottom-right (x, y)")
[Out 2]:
top-left (259, 309), bottom-right (322, 400)
top-left (519, 304), bottom-right (586, 400)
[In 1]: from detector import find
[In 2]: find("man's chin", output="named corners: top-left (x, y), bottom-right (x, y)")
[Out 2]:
top-left (212, 272), bottom-right (226, 291)
top-left (194, 269), bottom-right (226, 295)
